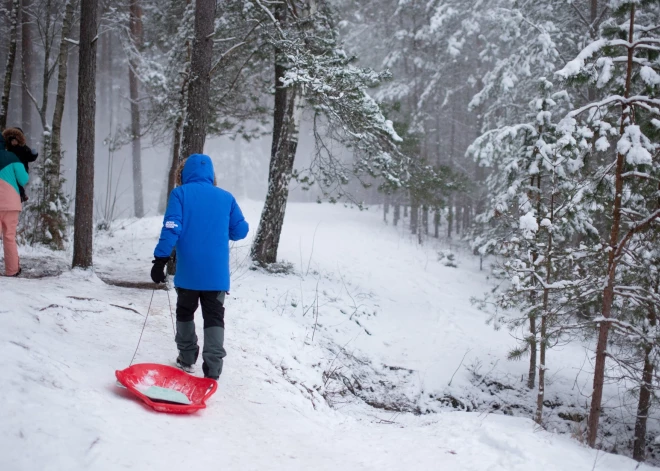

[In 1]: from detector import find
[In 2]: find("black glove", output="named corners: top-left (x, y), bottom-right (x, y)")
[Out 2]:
top-left (151, 257), bottom-right (169, 283)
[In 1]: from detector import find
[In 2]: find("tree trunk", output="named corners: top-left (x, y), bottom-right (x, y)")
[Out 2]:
top-left (587, 5), bottom-right (636, 447)
top-left (37, 0), bottom-right (54, 132)
top-left (66, 26), bottom-right (78, 130)
top-left (180, 0), bottom-right (215, 159)
top-left (129, 0), bottom-right (144, 217)
top-left (0, 0), bottom-right (19, 130)
top-left (410, 201), bottom-right (419, 235)
top-left (251, 2), bottom-right (316, 265)
top-left (463, 199), bottom-right (470, 232)
top-left (101, 30), bottom-right (115, 226)
top-left (527, 174), bottom-right (542, 390)
top-left (165, 120), bottom-right (183, 276)
top-left (535, 191), bottom-right (554, 425)
top-left (165, 0), bottom-right (213, 275)
top-left (51, 0), bottom-right (75, 193)
top-left (588, 0), bottom-right (599, 100)
top-left (251, 43), bottom-right (302, 264)
top-left (527, 312), bottom-right (537, 389)
top-left (535, 314), bottom-right (547, 424)
top-left (422, 205), bottom-right (429, 236)
top-left (393, 203), bottom-right (400, 226)
top-left (72, 0), bottom-right (99, 269)
top-left (99, 22), bottom-right (109, 120)
top-left (434, 209), bottom-right (440, 238)
top-left (383, 195), bottom-right (389, 223)
top-left (21, 0), bottom-right (33, 137)
top-left (455, 201), bottom-right (461, 235)
top-left (166, 63), bottom-right (190, 201)
top-left (633, 343), bottom-right (654, 461)
top-left (447, 195), bottom-right (453, 238)
top-left (45, 0), bottom-right (75, 250)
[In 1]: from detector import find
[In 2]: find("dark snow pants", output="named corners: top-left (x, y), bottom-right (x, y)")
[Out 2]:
top-left (175, 288), bottom-right (226, 379)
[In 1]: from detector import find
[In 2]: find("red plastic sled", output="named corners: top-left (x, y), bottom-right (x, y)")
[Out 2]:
top-left (115, 363), bottom-right (217, 414)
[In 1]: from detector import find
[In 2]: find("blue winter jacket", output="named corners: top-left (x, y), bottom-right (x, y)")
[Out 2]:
top-left (154, 154), bottom-right (249, 291)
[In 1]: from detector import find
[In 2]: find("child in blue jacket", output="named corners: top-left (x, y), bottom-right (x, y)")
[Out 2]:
top-left (151, 154), bottom-right (249, 380)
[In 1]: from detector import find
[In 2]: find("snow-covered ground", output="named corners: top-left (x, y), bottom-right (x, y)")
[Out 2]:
top-left (1, 202), bottom-right (654, 470)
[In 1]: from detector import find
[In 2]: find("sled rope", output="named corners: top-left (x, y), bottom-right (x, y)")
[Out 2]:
top-left (166, 286), bottom-right (176, 338)
top-left (129, 288), bottom-right (156, 366)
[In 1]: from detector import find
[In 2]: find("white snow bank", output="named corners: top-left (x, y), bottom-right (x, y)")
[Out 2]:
top-left (0, 202), bottom-right (654, 470)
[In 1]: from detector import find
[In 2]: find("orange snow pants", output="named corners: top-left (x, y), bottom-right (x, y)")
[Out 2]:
top-left (0, 210), bottom-right (20, 276)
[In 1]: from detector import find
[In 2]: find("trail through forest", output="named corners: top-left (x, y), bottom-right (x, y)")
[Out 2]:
top-left (1, 202), bottom-right (652, 470)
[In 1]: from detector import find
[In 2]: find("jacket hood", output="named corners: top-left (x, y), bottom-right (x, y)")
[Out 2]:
top-left (2, 128), bottom-right (26, 147)
top-left (182, 154), bottom-right (215, 185)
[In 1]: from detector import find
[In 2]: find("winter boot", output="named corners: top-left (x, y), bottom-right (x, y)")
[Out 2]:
top-left (175, 356), bottom-right (196, 373)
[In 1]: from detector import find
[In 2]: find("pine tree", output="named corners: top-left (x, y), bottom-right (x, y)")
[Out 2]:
top-left (555, 0), bottom-right (660, 448)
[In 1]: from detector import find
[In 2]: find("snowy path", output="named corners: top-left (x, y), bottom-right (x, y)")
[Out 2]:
top-left (1, 202), bottom-right (653, 470)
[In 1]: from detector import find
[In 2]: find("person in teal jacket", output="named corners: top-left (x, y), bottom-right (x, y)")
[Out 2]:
top-left (151, 154), bottom-right (249, 380)
top-left (0, 134), bottom-right (29, 276)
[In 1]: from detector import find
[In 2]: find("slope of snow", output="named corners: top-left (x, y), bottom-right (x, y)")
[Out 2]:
top-left (0, 202), bottom-right (653, 470)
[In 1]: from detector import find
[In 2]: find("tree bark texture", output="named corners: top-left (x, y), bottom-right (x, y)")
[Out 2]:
top-left (72, 0), bottom-right (99, 269)
top-left (180, 0), bottom-right (215, 159)
top-left (0, 0), bottom-right (19, 131)
top-left (21, 0), bottom-right (33, 137)
top-left (587, 5), bottom-right (636, 447)
top-left (129, 0), bottom-right (144, 217)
